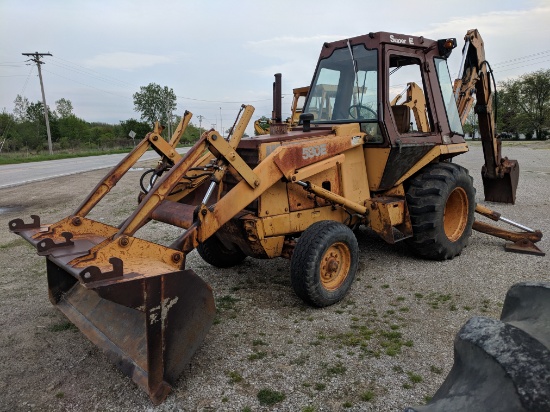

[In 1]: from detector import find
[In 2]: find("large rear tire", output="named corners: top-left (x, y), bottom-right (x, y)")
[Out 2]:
top-left (197, 235), bottom-right (246, 268)
top-left (291, 220), bottom-right (359, 307)
top-left (405, 163), bottom-right (475, 260)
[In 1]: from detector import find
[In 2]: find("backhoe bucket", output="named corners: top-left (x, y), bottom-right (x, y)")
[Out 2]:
top-left (482, 159), bottom-right (519, 204)
top-left (9, 217), bottom-right (215, 405)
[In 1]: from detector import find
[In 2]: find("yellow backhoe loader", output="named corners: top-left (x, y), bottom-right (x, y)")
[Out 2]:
top-left (9, 29), bottom-right (544, 404)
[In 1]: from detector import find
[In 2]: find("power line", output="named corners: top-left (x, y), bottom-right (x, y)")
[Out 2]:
top-left (42, 68), bottom-right (133, 100)
top-left (491, 49), bottom-right (550, 67)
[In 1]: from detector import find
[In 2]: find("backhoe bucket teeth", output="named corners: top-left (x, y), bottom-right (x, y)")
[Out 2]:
top-left (482, 159), bottom-right (519, 204)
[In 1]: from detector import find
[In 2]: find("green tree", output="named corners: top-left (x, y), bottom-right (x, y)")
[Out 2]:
top-left (25, 101), bottom-right (59, 150)
top-left (498, 69), bottom-right (550, 140)
top-left (55, 98), bottom-right (74, 118)
top-left (462, 107), bottom-right (478, 139)
top-left (133, 83), bottom-right (177, 128)
top-left (119, 118), bottom-right (151, 141)
top-left (58, 115), bottom-right (89, 149)
top-left (13, 94), bottom-right (30, 121)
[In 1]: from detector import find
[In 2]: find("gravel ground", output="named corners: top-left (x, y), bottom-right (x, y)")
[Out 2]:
top-left (0, 141), bottom-right (549, 412)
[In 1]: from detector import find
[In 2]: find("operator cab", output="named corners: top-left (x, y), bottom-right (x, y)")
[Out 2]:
top-left (301, 32), bottom-right (463, 146)
top-left (302, 42), bottom-right (382, 141)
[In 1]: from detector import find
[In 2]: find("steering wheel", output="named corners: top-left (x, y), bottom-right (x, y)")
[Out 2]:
top-left (349, 104), bottom-right (377, 120)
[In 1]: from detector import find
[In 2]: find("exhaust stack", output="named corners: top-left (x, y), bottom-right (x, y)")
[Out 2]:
top-left (270, 73), bottom-right (288, 135)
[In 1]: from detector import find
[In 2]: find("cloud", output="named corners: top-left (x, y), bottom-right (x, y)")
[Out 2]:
top-left (84, 52), bottom-right (175, 70)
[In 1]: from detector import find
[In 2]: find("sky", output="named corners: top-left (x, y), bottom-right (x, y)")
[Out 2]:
top-left (1, 0), bottom-right (550, 136)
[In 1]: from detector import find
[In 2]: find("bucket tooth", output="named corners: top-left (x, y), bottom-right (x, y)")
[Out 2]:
top-left (36, 232), bottom-right (74, 255)
top-left (8, 215), bottom-right (41, 232)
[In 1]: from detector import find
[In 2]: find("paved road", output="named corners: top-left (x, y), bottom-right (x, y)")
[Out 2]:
top-left (0, 148), bottom-right (190, 189)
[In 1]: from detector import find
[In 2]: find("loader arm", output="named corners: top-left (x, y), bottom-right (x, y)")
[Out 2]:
top-left (453, 29), bottom-right (519, 203)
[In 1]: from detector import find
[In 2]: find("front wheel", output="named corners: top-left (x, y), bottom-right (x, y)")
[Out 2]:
top-left (291, 220), bottom-right (359, 307)
top-left (405, 163), bottom-right (475, 260)
top-left (197, 235), bottom-right (246, 268)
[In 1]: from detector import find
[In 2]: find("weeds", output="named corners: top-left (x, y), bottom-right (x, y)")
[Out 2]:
top-left (314, 383), bottom-right (326, 391)
top-left (257, 388), bottom-right (285, 406)
top-left (48, 321), bottom-right (77, 332)
top-left (323, 362), bottom-right (347, 377)
top-left (216, 295), bottom-right (240, 311)
top-left (226, 370), bottom-right (243, 384)
top-left (248, 351), bottom-right (267, 361)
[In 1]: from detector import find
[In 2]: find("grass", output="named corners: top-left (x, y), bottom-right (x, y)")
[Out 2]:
top-left (314, 383), bottom-right (326, 391)
top-left (407, 372), bottom-right (423, 383)
top-left (323, 362), bottom-right (347, 377)
top-left (290, 354), bottom-right (309, 366)
top-left (0, 148), bottom-right (134, 165)
top-left (216, 295), bottom-right (240, 311)
top-left (0, 238), bottom-right (27, 249)
top-left (426, 292), bottom-right (453, 309)
top-left (361, 390), bottom-right (375, 401)
top-left (48, 321), bottom-right (77, 332)
top-left (226, 371), bottom-right (243, 384)
top-left (248, 351), bottom-right (267, 361)
top-left (257, 388), bottom-right (285, 406)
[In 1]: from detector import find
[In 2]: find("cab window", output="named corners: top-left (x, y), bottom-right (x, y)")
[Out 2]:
top-left (388, 55), bottom-right (433, 134)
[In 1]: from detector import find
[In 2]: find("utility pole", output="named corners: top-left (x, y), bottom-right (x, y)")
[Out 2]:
top-left (197, 115), bottom-right (204, 137)
top-left (22, 52), bottom-right (53, 155)
top-left (165, 95), bottom-right (172, 140)
top-left (219, 107), bottom-right (223, 138)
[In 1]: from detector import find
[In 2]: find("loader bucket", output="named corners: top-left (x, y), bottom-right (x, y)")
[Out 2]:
top-left (482, 158), bottom-right (519, 204)
top-left (9, 216), bottom-right (215, 405)
top-left (46, 257), bottom-right (215, 404)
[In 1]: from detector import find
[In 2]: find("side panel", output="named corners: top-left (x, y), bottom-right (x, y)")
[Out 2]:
top-left (287, 167), bottom-right (340, 212)
top-left (378, 145), bottom-right (435, 190)
top-left (340, 145), bottom-right (370, 203)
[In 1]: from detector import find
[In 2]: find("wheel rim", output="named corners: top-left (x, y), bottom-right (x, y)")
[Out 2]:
top-left (444, 187), bottom-right (469, 242)
top-left (320, 242), bottom-right (351, 291)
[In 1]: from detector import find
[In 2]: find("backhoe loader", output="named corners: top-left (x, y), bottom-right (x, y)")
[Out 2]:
top-left (9, 29), bottom-right (544, 404)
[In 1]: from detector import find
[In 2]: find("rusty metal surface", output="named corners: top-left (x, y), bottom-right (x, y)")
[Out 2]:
top-left (505, 239), bottom-right (546, 256)
top-left (151, 201), bottom-right (195, 229)
top-left (472, 220), bottom-right (542, 244)
top-left (8, 215), bottom-right (41, 231)
top-left (46, 258), bottom-right (215, 404)
top-left (482, 158), bottom-right (519, 204)
top-left (36, 232), bottom-right (74, 255)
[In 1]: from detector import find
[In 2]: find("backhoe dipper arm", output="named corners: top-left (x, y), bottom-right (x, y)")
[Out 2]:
top-left (454, 29), bottom-right (519, 204)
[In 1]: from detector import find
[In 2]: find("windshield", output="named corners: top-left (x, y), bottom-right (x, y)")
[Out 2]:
top-left (304, 44), bottom-right (378, 123)
top-left (434, 57), bottom-right (464, 135)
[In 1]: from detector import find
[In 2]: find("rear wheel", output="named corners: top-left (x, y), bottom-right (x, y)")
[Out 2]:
top-left (291, 220), bottom-right (359, 307)
top-left (197, 235), bottom-right (246, 268)
top-left (405, 163), bottom-right (475, 260)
